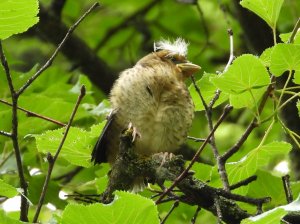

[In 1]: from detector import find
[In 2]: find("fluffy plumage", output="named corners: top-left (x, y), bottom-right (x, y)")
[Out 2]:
top-left (92, 38), bottom-right (200, 166)
top-left (154, 38), bottom-right (188, 57)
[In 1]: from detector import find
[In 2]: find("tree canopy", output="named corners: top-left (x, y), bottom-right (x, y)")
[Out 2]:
top-left (0, 0), bottom-right (300, 223)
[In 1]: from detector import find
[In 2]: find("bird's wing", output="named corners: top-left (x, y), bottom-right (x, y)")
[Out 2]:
top-left (91, 110), bottom-right (117, 164)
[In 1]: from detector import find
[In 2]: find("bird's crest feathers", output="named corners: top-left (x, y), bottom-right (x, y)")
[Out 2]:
top-left (154, 38), bottom-right (188, 57)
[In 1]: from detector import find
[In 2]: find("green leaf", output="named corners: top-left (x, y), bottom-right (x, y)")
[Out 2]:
top-left (270, 43), bottom-right (300, 81)
top-left (226, 142), bottom-right (292, 186)
top-left (0, 179), bottom-right (18, 198)
top-left (0, 0), bottom-right (39, 40)
top-left (210, 54), bottom-right (270, 108)
top-left (33, 123), bottom-right (105, 167)
top-left (188, 73), bottom-right (228, 111)
top-left (242, 194), bottom-right (300, 223)
top-left (85, 99), bottom-right (111, 119)
top-left (240, 0), bottom-right (284, 29)
top-left (229, 87), bottom-right (267, 109)
top-left (260, 47), bottom-right (273, 67)
top-left (0, 210), bottom-right (25, 224)
top-left (191, 163), bottom-right (213, 182)
top-left (242, 208), bottom-right (286, 224)
top-left (295, 74), bottom-right (300, 84)
top-left (61, 191), bottom-right (160, 224)
top-left (27, 175), bottom-right (61, 205)
top-left (95, 176), bottom-right (109, 194)
top-left (280, 32), bottom-right (300, 44)
top-left (248, 170), bottom-right (287, 208)
top-left (17, 94), bottom-right (90, 136)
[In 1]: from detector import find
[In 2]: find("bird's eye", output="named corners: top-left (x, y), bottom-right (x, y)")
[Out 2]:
top-left (166, 55), bottom-right (178, 64)
top-left (170, 57), bottom-right (178, 63)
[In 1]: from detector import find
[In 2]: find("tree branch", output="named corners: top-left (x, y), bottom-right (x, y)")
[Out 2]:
top-left (0, 99), bottom-right (65, 127)
top-left (33, 85), bottom-right (86, 223)
top-left (221, 76), bottom-right (275, 161)
top-left (32, 3), bottom-right (115, 94)
top-left (100, 125), bottom-right (271, 223)
top-left (0, 41), bottom-right (29, 222)
top-left (0, 130), bottom-right (12, 137)
top-left (18, 3), bottom-right (100, 96)
top-left (282, 175), bottom-right (293, 203)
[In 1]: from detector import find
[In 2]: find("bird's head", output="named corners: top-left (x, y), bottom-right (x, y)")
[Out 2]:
top-left (137, 38), bottom-right (201, 81)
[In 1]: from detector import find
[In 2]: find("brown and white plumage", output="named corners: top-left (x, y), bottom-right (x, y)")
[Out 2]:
top-left (92, 38), bottom-right (200, 165)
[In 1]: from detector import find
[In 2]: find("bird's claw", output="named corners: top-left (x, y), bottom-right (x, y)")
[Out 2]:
top-left (128, 122), bottom-right (141, 143)
top-left (159, 152), bottom-right (174, 168)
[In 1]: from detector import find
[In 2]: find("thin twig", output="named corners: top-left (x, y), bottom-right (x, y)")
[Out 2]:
top-left (187, 136), bottom-right (206, 142)
top-left (0, 41), bottom-right (29, 222)
top-left (288, 17), bottom-right (300, 44)
top-left (53, 167), bottom-right (83, 184)
top-left (0, 150), bottom-right (14, 168)
top-left (156, 196), bottom-right (180, 204)
top-left (33, 86), bottom-right (86, 223)
top-left (222, 120), bottom-right (257, 161)
top-left (66, 192), bottom-right (101, 203)
top-left (282, 175), bottom-right (293, 203)
top-left (156, 105), bottom-right (233, 204)
top-left (208, 28), bottom-right (234, 109)
top-left (230, 175), bottom-right (257, 190)
top-left (0, 99), bottom-right (65, 127)
top-left (191, 206), bottom-right (201, 224)
top-left (224, 29), bottom-right (234, 72)
top-left (221, 76), bottom-right (275, 161)
top-left (191, 75), bottom-right (231, 190)
top-left (190, 29), bottom-right (235, 191)
top-left (160, 200), bottom-right (179, 224)
top-left (0, 130), bottom-right (12, 137)
top-left (214, 196), bottom-right (223, 224)
top-left (216, 189), bottom-right (271, 206)
top-left (191, 75), bottom-right (209, 111)
top-left (17, 2), bottom-right (100, 96)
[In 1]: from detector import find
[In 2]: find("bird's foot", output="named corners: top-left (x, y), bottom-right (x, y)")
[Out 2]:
top-left (127, 122), bottom-right (141, 143)
top-left (159, 152), bottom-right (174, 168)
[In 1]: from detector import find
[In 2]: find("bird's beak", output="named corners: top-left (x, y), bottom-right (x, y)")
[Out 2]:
top-left (176, 62), bottom-right (201, 77)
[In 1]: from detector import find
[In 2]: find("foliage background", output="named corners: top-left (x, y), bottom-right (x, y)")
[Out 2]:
top-left (0, 0), bottom-right (300, 223)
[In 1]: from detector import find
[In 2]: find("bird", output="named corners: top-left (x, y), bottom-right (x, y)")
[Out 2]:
top-left (91, 38), bottom-right (200, 170)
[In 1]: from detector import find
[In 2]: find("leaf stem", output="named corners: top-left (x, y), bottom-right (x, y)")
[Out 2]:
top-left (288, 17), bottom-right (300, 43)
top-left (277, 70), bottom-right (292, 106)
top-left (249, 89), bottom-right (260, 122)
top-left (272, 26), bottom-right (277, 45)
top-left (278, 118), bottom-right (300, 149)
top-left (257, 119), bottom-right (275, 148)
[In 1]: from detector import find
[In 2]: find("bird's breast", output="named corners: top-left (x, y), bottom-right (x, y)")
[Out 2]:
top-left (110, 67), bottom-right (194, 157)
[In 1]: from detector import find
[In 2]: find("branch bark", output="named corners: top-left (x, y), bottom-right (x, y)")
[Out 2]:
top-left (100, 126), bottom-right (270, 224)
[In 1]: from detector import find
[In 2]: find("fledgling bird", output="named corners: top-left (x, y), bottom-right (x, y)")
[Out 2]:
top-left (92, 38), bottom-right (200, 168)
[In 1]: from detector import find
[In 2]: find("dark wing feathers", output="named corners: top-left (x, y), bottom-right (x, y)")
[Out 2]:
top-left (91, 110), bottom-right (116, 164)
